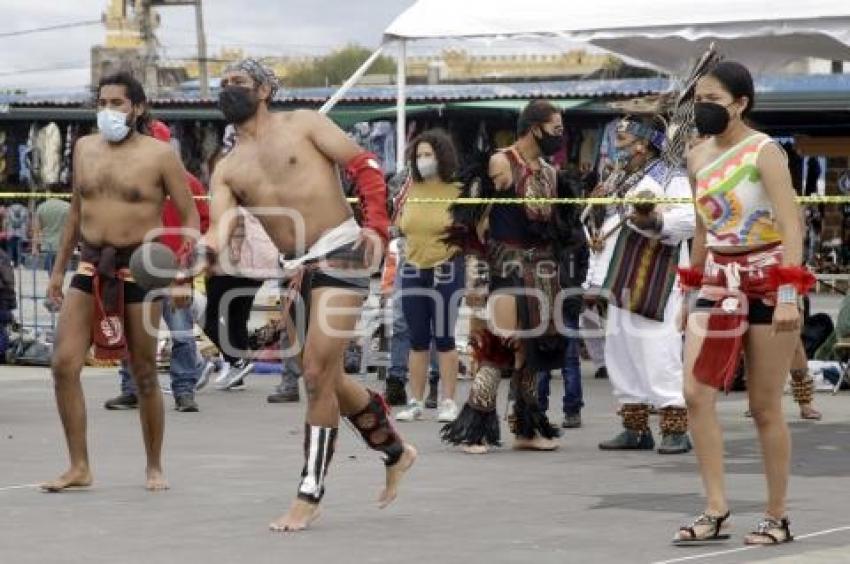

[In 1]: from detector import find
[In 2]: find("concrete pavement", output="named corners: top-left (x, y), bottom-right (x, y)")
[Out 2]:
top-left (1, 365), bottom-right (849, 564)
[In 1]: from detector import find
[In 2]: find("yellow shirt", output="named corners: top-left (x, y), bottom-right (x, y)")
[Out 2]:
top-left (397, 180), bottom-right (460, 268)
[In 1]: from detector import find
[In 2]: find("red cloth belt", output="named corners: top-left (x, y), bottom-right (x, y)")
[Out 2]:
top-left (677, 244), bottom-right (815, 392)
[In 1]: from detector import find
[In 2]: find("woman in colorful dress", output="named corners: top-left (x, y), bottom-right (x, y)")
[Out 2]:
top-left (675, 61), bottom-right (814, 546)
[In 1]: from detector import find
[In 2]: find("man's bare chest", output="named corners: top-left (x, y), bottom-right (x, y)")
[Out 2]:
top-left (227, 142), bottom-right (326, 202)
top-left (79, 157), bottom-right (162, 202)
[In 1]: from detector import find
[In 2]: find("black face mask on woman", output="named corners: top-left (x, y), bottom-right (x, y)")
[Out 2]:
top-left (694, 102), bottom-right (735, 136)
top-left (219, 86), bottom-right (260, 124)
top-left (535, 128), bottom-right (564, 156)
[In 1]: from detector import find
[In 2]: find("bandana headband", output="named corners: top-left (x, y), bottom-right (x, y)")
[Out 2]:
top-left (618, 118), bottom-right (666, 151)
top-left (224, 58), bottom-right (280, 100)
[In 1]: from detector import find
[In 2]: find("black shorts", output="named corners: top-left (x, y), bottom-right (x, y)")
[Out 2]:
top-left (69, 273), bottom-right (151, 304)
top-left (302, 241), bottom-right (371, 292)
top-left (695, 297), bottom-right (774, 325)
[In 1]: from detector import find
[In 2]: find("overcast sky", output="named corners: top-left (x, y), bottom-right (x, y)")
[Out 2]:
top-left (0, 0), bottom-right (418, 92)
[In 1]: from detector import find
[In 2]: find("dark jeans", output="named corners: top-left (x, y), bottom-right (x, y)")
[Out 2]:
top-left (204, 275), bottom-right (263, 363)
top-left (537, 314), bottom-right (583, 416)
top-left (0, 309), bottom-right (13, 359)
top-left (6, 237), bottom-right (23, 267)
top-left (43, 250), bottom-right (56, 274)
top-left (121, 298), bottom-right (200, 397)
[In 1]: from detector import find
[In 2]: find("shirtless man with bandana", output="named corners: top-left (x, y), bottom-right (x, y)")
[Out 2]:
top-left (200, 59), bottom-right (416, 532)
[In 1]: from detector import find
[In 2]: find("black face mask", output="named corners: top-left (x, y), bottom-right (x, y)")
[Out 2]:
top-left (694, 102), bottom-right (733, 136)
top-left (535, 128), bottom-right (563, 156)
top-left (219, 86), bottom-right (260, 124)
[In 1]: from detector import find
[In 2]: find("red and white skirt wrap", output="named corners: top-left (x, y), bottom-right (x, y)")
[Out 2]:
top-left (677, 244), bottom-right (816, 392)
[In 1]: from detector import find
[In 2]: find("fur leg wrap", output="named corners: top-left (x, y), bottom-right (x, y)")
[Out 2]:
top-left (659, 407), bottom-right (688, 436)
top-left (440, 365), bottom-right (502, 446)
top-left (297, 424), bottom-right (338, 504)
top-left (791, 369), bottom-right (814, 405)
top-left (347, 389), bottom-right (404, 467)
top-left (508, 368), bottom-right (560, 440)
top-left (622, 403), bottom-right (651, 433)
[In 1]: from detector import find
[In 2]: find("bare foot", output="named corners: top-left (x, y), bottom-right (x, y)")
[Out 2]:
top-left (40, 467), bottom-right (93, 493)
top-left (269, 499), bottom-right (321, 532)
top-left (462, 444), bottom-right (489, 455)
top-left (378, 443), bottom-right (417, 509)
top-left (512, 436), bottom-right (559, 451)
top-left (145, 467), bottom-right (169, 491)
top-left (800, 404), bottom-right (822, 420)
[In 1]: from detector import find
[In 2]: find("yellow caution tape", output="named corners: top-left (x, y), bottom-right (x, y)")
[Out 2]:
top-left (361, 195), bottom-right (850, 205)
top-left (4, 192), bottom-right (848, 206)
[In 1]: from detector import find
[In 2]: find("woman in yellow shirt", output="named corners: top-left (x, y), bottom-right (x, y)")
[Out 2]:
top-left (394, 129), bottom-right (465, 423)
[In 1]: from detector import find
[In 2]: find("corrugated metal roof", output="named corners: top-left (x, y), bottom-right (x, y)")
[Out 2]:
top-left (0, 76), bottom-right (666, 107)
top-left (2, 73), bottom-right (849, 108)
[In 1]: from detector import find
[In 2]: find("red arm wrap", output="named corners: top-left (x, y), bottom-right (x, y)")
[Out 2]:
top-left (676, 266), bottom-right (704, 292)
top-left (767, 266), bottom-right (817, 295)
top-left (345, 152), bottom-right (390, 244)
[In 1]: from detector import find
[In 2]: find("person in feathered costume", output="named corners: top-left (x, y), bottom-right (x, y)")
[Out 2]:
top-left (440, 100), bottom-right (589, 453)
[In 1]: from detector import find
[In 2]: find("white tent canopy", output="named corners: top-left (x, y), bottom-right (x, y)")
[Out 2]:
top-left (333, 0), bottom-right (850, 171)
top-left (384, 0), bottom-right (850, 72)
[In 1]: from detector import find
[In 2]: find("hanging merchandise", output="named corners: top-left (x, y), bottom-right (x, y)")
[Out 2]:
top-left (368, 121), bottom-right (395, 173)
top-left (780, 141), bottom-right (803, 193)
top-left (19, 124), bottom-right (38, 187)
top-left (199, 123), bottom-right (219, 185)
top-left (596, 119), bottom-right (620, 176)
top-left (350, 122), bottom-right (371, 149)
top-left (37, 122), bottom-right (62, 186)
top-left (170, 121), bottom-right (185, 164)
top-left (179, 122), bottom-right (203, 177)
top-left (473, 121), bottom-right (490, 153)
top-left (18, 144), bottom-right (31, 186)
top-left (59, 124), bottom-right (78, 187)
top-left (0, 131), bottom-right (7, 185)
top-left (805, 156), bottom-right (822, 195)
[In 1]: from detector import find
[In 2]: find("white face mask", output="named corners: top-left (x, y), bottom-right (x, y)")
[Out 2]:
top-left (97, 109), bottom-right (131, 143)
top-left (416, 157), bottom-right (438, 179)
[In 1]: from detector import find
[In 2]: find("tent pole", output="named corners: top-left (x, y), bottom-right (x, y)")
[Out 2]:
top-left (319, 44), bottom-right (386, 114)
top-left (395, 39), bottom-right (407, 173)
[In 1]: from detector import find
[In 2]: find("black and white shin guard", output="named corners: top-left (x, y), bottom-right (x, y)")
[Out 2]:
top-left (347, 389), bottom-right (405, 466)
top-left (297, 424), bottom-right (338, 504)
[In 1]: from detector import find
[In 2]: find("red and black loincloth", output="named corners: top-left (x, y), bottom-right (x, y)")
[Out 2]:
top-left (70, 242), bottom-right (151, 360)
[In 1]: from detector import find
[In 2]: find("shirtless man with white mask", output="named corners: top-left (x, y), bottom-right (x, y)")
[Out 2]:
top-left (199, 58), bottom-right (416, 532)
top-left (42, 72), bottom-right (199, 492)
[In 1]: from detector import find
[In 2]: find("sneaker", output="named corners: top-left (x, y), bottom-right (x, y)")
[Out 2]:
top-left (425, 381), bottom-right (439, 409)
top-left (195, 359), bottom-right (217, 391)
top-left (598, 429), bottom-right (655, 450)
top-left (104, 393), bottom-right (138, 410)
top-left (213, 361), bottom-right (231, 386)
top-left (267, 373), bottom-right (300, 403)
top-left (216, 359), bottom-right (254, 390)
top-left (594, 366), bottom-right (608, 379)
top-left (437, 399), bottom-right (459, 422)
top-left (657, 433), bottom-right (692, 455)
top-left (174, 394), bottom-right (199, 412)
top-left (385, 378), bottom-right (408, 407)
top-left (395, 399), bottom-right (424, 422)
top-left (562, 413), bottom-right (582, 428)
